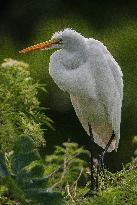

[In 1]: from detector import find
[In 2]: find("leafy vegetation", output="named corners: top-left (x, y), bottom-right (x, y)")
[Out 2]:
top-left (67, 166), bottom-right (137, 205)
top-left (1, 135), bottom-right (137, 205)
top-left (44, 142), bottom-right (89, 195)
top-left (0, 58), bottom-right (52, 152)
top-left (0, 134), bottom-right (67, 205)
top-left (44, 139), bottom-right (137, 205)
top-left (0, 140), bottom-right (137, 205)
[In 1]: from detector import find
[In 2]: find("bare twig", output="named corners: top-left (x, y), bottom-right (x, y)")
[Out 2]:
top-left (73, 168), bottom-right (84, 197)
top-left (47, 153), bottom-right (81, 178)
top-left (66, 183), bottom-right (75, 203)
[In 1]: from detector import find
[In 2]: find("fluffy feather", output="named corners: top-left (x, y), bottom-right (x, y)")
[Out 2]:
top-left (49, 29), bottom-right (123, 152)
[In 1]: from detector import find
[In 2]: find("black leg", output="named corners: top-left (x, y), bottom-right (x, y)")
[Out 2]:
top-left (85, 129), bottom-right (115, 197)
top-left (84, 123), bottom-right (96, 196)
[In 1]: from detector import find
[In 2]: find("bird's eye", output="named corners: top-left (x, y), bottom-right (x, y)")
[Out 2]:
top-left (58, 38), bottom-right (63, 43)
top-left (52, 38), bottom-right (63, 44)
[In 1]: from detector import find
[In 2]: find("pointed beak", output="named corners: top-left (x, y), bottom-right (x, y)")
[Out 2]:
top-left (19, 39), bottom-right (60, 54)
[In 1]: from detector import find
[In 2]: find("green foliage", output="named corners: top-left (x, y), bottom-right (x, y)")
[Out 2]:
top-left (67, 166), bottom-right (137, 205)
top-left (0, 135), bottom-right (67, 205)
top-left (0, 58), bottom-right (53, 152)
top-left (43, 142), bottom-right (137, 204)
top-left (0, 134), bottom-right (137, 205)
top-left (44, 142), bottom-right (89, 198)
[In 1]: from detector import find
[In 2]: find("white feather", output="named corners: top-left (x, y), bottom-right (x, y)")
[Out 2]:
top-left (49, 29), bottom-right (123, 152)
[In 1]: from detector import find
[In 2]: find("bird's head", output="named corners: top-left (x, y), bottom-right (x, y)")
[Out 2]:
top-left (19, 28), bottom-right (85, 53)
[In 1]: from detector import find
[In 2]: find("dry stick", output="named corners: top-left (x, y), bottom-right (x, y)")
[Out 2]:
top-left (47, 153), bottom-right (81, 179)
top-left (66, 183), bottom-right (75, 203)
top-left (73, 168), bottom-right (84, 198)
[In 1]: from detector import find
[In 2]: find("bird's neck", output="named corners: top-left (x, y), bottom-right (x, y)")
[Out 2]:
top-left (60, 45), bottom-right (87, 69)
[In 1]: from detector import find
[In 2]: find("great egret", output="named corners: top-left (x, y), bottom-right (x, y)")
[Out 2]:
top-left (19, 28), bottom-right (123, 195)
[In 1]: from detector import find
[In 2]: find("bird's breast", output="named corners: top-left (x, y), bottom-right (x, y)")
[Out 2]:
top-left (49, 50), bottom-right (97, 99)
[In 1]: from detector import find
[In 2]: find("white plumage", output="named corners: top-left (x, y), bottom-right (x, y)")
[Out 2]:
top-left (49, 29), bottom-right (123, 152)
top-left (19, 28), bottom-right (123, 152)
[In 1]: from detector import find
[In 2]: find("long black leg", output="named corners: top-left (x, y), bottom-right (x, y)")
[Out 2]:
top-left (85, 129), bottom-right (115, 196)
top-left (84, 123), bottom-right (95, 196)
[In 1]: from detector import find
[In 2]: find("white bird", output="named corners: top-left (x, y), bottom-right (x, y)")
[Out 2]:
top-left (19, 28), bottom-right (123, 193)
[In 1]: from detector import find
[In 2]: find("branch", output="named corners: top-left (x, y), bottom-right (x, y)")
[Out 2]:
top-left (66, 183), bottom-right (75, 203)
top-left (47, 153), bottom-right (81, 179)
top-left (73, 168), bottom-right (83, 197)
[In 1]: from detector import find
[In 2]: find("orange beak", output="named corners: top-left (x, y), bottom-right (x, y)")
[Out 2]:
top-left (19, 40), bottom-right (55, 54)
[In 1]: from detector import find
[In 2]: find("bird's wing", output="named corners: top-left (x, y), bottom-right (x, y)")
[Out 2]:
top-left (70, 94), bottom-right (115, 151)
top-left (87, 39), bottom-right (123, 149)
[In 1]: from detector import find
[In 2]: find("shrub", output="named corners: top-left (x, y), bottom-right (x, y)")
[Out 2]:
top-left (0, 135), bottom-right (67, 205)
top-left (0, 58), bottom-right (52, 152)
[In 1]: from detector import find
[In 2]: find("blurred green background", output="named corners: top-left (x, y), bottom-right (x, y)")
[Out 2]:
top-left (1, 0), bottom-right (137, 171)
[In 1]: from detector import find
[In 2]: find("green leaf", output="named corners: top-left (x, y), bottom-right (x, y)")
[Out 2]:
top-left (0, 58), bottom-right (52, 152)
top-left (25, 189), bottom-right (67, 205)
top-left (6, 135), bottom-right (67, 205)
